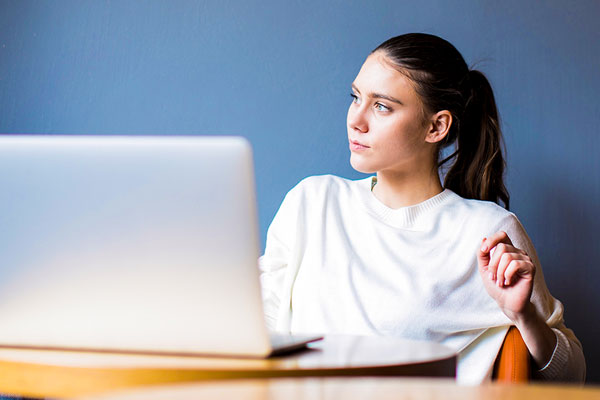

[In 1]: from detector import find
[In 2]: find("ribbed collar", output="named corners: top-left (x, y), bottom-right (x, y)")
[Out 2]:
top-left (355, 176), bottom-right (455, 229)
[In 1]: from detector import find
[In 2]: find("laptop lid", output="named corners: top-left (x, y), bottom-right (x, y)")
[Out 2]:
top-left (0, 135), bottom-right (274, 357)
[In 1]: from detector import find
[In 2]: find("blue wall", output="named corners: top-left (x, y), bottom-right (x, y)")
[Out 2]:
top-left (1, 0), bottom-right (599, 382)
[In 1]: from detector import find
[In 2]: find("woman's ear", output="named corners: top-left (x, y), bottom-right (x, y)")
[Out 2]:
top-left (425, 110), bottom-right (452, 143)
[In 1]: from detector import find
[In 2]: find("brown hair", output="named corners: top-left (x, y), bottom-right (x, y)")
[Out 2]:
top-left (373, 33), bottom-right (510, 209)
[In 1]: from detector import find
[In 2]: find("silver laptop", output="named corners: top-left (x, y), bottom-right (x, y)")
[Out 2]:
top-left (0, 134), bottom-right (321, 357)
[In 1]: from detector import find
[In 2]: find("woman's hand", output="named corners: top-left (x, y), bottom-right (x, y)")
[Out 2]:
top-left (477, 231), bottom-right (535, 322)
top-left (477, 231), bottom-right (558, 369)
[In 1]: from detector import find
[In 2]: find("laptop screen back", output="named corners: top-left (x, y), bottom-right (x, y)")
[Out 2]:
top-left (0, 135), bottom-right (271, 356)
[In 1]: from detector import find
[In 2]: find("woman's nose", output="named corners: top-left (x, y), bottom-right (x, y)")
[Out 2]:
top-left (347, 105), bottom-right (368, 134)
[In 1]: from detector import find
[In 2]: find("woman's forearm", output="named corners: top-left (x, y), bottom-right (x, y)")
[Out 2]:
top-left (512, 302), bottom-right (557, 369)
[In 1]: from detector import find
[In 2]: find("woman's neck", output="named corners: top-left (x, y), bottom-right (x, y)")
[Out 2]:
top-left (372, 168), bottom-right (443, 209)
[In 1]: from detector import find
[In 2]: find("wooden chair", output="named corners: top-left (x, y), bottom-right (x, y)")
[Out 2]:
top-left (492, 326), bottom-right (530, 382)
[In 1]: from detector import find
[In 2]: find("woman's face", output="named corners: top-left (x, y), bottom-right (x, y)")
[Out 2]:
top-left (347, 52), bottom-right (434, 175)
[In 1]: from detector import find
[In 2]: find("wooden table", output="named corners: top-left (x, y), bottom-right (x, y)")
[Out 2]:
top-left (79, 378), bottom-right (600, 400)
top-left (0, 335), bottom-right (456, 398)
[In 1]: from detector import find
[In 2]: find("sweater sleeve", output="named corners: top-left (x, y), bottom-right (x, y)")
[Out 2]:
top-left (502, 214), bottom-right (586, 382)
top-left (258, 185), bottom-right (301, 331)
top-left (534, 325), bottom-right (586, 381)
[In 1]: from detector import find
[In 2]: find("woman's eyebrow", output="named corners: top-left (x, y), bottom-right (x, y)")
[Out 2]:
top-left (351, 84), bottom-right (403, 105)
top-left (372, 93), bottom-right (403, 105)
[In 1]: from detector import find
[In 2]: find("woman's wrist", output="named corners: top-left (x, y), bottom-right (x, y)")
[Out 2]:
top-left (510, 302), bottom-right (538, 326)
top-left (511, 302), bottom-right (558, 368)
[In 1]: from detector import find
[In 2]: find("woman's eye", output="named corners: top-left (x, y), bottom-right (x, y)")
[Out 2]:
top-left (375, 102), bottom-right (390, 112)
top-left (350, 93), bottom-right (360, 104)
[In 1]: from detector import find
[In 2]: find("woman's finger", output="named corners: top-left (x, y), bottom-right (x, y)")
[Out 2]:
top-left (484, 231), bottom-right (513, 250)
top-left (478, 231), bottom-right (512, 271)
top-left (503, 258), bottom-right (535, 286)
top-left (487, 242), bottom-right (507, 281)
top-left (488, 242), bottom-right (520, 281)
top-left (496, 252), bottom-right (528, 287)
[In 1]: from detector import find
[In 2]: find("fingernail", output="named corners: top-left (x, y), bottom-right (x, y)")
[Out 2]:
top-left (481, 244), bottom-right (487, 252)
top-left (504, 278), bottom-right (510, 286)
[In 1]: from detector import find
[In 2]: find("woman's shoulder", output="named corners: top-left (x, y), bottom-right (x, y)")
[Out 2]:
top-left (437, 192), bottom-right (534, 256)
top-left (290, 174), bottom-right (370, 196)
top-left (443, 190), bottom-right (520, 231)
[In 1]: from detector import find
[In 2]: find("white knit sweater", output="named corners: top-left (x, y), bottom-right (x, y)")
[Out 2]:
top-left (259, 175), bottom-right (585, 383)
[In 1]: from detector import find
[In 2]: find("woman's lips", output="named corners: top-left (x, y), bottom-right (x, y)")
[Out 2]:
top-left (349, 140), bottom-right (370, 151)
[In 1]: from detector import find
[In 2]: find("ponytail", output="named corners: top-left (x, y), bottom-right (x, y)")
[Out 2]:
top-left (374, 33), bottom-right (510, 209)
top-left (442, 70), bottom-right (510, 209)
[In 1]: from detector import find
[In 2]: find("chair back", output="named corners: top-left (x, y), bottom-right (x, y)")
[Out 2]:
top-left (493, 326), bottom-right (530, 382)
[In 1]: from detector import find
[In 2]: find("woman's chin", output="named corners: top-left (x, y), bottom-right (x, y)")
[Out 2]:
top-left (350, 156), bottom-right (376, 174)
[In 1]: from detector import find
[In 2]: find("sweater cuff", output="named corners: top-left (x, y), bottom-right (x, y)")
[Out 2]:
top-left (536, 329), bottom-right (569, 380)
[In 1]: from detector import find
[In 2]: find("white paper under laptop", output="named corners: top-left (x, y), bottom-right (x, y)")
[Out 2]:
top-left (0, 135), bottom-right (321, 357)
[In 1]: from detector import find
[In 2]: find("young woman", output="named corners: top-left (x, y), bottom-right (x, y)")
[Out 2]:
top-left (259, 33), bottom-right (585, 383)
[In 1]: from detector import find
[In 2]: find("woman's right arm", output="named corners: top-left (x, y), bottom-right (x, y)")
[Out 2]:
top-left (259, 227), bottom-right (290, 330)
top-left (258, 185), bottom-right (302, 330)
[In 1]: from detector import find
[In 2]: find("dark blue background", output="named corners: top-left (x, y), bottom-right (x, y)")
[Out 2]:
top-left (1, 0), bottom-right (598, 383)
